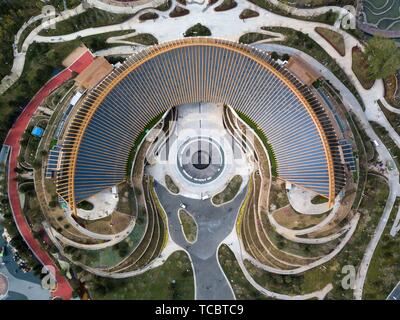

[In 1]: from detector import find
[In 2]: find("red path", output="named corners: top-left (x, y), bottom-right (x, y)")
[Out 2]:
top-left (3, 50), bottom-right (94, 300)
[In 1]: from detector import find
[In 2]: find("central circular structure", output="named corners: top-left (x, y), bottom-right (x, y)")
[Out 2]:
top-left (192, 151), bottom-right (211, 170)
top-left (178, 137), bottom-right (225, 184)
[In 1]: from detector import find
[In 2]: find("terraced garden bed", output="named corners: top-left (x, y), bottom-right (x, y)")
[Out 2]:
top-left (178, 209), bottom-right (197, 243)
top-left (212, 175), bottom-right (243, 205)
top-left (315, 27), bottom-right (346, 56)
top-left (352, 46), bottom-right (375, 90)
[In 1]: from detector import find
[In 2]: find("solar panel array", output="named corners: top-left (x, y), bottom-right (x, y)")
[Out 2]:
top-left (56, 38), bottom-right (346, 210)
top-left (45, 145), bottom-right (62, 179)
top-left (339, 139), bottom-right (356, 172)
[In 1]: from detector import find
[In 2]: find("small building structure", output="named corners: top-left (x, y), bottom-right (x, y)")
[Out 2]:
top-left (286, 56), bottom-right (321, 86)
top-left (74, 57), bottom-right (113, 89)
top-left (31, 126), bottom-right (44, 137)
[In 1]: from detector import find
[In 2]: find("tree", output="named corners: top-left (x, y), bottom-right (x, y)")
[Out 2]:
top-left (32, 159), bottom-right (42, 169)
top-left (14, 167), bottom-right (24, 174)
top-left (49, 200), bottom-right (59, 208)
top-left (117, 241), bottom-right (130, 257)
top-left (19, 182), bottom-right (35, 194)
top-left (364, 36), bottom-right (400, 80)
top-left (282, 53), bottom-right (290, 61)
top-left (271, 51), bottom-right (279, 61)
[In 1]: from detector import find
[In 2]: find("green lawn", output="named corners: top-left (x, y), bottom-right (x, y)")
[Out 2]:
top-left (125, 33), bottom-right (158, 45)
top-left (379, 100), bottom-right (400, 136)
top-left (87, 251), bottom-right (194, 300)
top-left (364, 198), bottom-right (400, 299)
top-left (126, 112), bottom-right (164, 175)
top-left (218, 244), bottom-right (267, 299)
top-left (77, 200), bottom-right (94, 210)
top-left (156, 0), bottom-right (173, 11)
top-left (212, 175), bottom-right (243, 205)
top-left (285, 0), bottom-right (355, 7)
top-left (249, 0), bottom-right (339, 25)
top-left (239, 9), bottom-right (259, 20)
top-left (371, 122), bottom-right (400, 171)
top-left (214, 0), bottom-right (238, 12)
top-left (239, 33), bottom-right (271, 44)
top-left (235, 110), bottom-right (277, 175)
top-left (165, 174), bottom-right (179, 194)
top-left (184, 23), bottom-right (211, 37)
top-left (178, 209), bottom-right (197, 243)
top-left (352, 47), bottom-right (375, 90)
top-left (311, 195), bottom-right (329, 204)
top-left (315, 27), bottom-right (346, 56)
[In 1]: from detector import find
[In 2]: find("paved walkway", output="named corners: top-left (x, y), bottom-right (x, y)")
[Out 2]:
top-left (2, 50), bottom-right (94, 300)
top-left (154, 181), bottom-right (248, 300)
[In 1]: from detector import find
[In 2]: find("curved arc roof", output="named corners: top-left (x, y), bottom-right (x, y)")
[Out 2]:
top-left (57, 37), bottom-right (336, 211)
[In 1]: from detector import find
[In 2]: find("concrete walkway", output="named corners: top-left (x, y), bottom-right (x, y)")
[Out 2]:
top-left (154, 181), bottom-right (247, 300)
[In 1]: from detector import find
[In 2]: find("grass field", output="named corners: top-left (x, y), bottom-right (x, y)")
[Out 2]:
top-left (379, 100), bottom-right (400, 137)
top-left (315, 27), bottom-right (346, 56)
top-left (212, 175), bottom-right (243, 205)
top-left (184, 23), bottom-right (211, 37)
top-left (364, 198), bottom-right (400, 299)
top-left (285, 0), bottom-right (355, 7)
top-left (239, 33), bottom-right (271, 44)
top-left (218, 244), bottom-right (267, 300)
top-left (125, 33), bottom-right (158, 45)
top-left (165, 174), bottom-right (179, 194)
top-left (352, 46), bottom-right (375, 90)
top-left (178, 209), bottom-right (197, 243)
top-left (383, 74), bottom-right (400, 108)
top-left (235, 110), bottom-right (277, 175)
top-left (87, 251), bottom-right (194, 300)
top-left (371, 122), bottom-right (400, 171)
top-left (249, 0), bottom-right (339, 25)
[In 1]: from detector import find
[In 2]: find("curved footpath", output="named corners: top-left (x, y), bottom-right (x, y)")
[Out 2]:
top-left (2, 50), bottom-right (94, 300)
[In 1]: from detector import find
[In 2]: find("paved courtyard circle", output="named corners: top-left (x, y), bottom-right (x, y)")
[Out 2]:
top-left (177, 136), bottom-right (225, 184)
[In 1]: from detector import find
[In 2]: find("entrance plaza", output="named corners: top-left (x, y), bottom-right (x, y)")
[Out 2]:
top-left (147, 103), bottom-right (253, 200)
